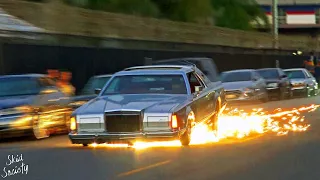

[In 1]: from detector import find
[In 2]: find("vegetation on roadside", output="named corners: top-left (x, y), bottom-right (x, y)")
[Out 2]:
top-left (26, 0), bottom-right (270, 30)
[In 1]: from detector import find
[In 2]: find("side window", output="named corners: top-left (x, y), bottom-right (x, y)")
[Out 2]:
top-left (252, 72), bottom-right (259, 80)
top-left (195, 69), bottom-right (210, 85)
top-left (305, 71), bottom-right (312, 78)
top-left (279, 69), bottom-right (286, 77)
top-left (104, 78), bottom-right (120, 94)
top-left (187, 72), bottom-right (204, 94)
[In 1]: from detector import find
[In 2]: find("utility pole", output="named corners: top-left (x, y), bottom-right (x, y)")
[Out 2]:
top-left (272, 0), bottom-right (279, 49)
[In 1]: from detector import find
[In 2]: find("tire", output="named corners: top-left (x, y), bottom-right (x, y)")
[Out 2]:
top-left (82, 144), bottom-right (88, 147)
top-left (180, 125), bottom-right (191, 146)
top-left (286, 89), bottom-right (293, 99)
top-left (260, 93), bottom-right (269, 103)
top-left (304, 87), bottom-right (309, 98)
top-left (312, 88), bottom-right (318, 96)
top-left (278, 89), bottom-right (285, 100)
top-left (32, 118), bottom-right (49, 140)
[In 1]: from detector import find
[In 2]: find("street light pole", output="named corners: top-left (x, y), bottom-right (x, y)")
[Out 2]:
top-left (272, 0), bottom-right (279, 49)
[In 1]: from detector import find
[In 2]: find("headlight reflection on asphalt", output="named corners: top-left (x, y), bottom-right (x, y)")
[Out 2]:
top-left (87, 104), bottom-right (319, 150)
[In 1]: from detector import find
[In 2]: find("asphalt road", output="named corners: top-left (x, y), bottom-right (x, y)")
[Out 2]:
top-left (1, 96), bottom-right (320, 180)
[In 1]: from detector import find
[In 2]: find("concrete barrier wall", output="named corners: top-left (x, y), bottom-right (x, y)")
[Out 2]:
top-left (1, 43), bottom-right (306, 92)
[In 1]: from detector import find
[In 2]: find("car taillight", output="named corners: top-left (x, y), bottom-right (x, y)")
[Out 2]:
top-left (171, 115), bottom-right (178, 129)
top-left (70, 117), bottom-right (77, 131)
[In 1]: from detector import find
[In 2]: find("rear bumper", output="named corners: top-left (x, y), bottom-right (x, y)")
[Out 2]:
top-left (69, 131), bottom-right (181, 144)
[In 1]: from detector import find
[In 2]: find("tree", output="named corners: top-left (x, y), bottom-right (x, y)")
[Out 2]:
top-left (211, 0), bottom-right (269, 30)
top-left (65, 0), bottom-right (160, 17)
top-left (152, 0), bottom-right (214, 24)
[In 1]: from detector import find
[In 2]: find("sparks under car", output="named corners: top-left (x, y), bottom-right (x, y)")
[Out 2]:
top-left (69, 65), bottom-right (226, 146)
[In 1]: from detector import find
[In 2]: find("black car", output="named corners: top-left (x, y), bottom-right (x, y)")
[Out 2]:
top-left (146, 57), bottom-right (220, 83)
top-left (68, 74), bottom-right (112, 109)
top-left (0, 74), bottom-right (72, 139)
top-left (257, 68), bottom-right (292, 100)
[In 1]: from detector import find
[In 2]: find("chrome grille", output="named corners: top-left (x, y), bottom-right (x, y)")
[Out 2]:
top-left (105, 111), bottom-right (141, 133)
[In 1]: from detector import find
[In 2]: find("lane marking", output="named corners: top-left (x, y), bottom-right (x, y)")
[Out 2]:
top-left (117, 160), bottom-right (171, 177)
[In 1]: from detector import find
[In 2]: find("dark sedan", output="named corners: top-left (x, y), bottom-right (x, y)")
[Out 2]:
top-left (0, 74), bottom-right (72, 139)
top-left (68, 74), bottom-right (112, 109)
top-left (257, 68), bottom-right (292, 100)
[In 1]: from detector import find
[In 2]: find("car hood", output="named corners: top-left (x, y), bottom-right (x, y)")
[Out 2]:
top-left (289, 78), bottom-right (306, 83)
top-left (75, 94), bottom-right (191, 115)
top-left (222, 81), bottom-right (254, 90)
top-left (0, 95), bottom-right (35, 110)
top-left (264, 79), bottom-right (280, 83)
top-left (71, 95), bottom-right (97, 102)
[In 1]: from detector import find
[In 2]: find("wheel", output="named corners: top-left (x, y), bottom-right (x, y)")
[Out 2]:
top-left (32, 117), bottom-right (49, 140)
top-left (303, 87), bottom-right (309, 97)
top-left (278, 90), bottom-right (285, 100)
top-left (180, 125), bottom-right (191, 146)
top-left (286, 89), bottom-right (293, 99)
top-left (312, 88), bottom-right (318, 96)
top-left (82, 144), bottom-right (88, 147)
top-left (260, 93), bottom-right (269, 103)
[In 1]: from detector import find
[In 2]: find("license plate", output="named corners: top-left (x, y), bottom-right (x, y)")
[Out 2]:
top-left (226, 94), bottom-right (236, 99)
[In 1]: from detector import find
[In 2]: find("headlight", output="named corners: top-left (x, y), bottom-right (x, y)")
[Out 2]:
top-left (243, 88), bottom-right (254, 93)
top-left (70, 116), bottom-right (77, 131)
top-left (68, 101), bottom-right (87, 107)
top-left (267, 83), bottom-right (278, 88)
top-left (0, 106), bottom-right (33, 116)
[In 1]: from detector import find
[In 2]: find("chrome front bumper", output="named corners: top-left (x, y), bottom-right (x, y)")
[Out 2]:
top-left (69, 131), bottom-right (181, 144)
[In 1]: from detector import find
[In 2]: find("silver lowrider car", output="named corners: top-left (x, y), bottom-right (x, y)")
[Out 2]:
top-left (284, 68), bottom-right (318, 97)
top-left (221, 69), bottom-right (268, 102)
top-left (69, 65), bottom-right (226, 146)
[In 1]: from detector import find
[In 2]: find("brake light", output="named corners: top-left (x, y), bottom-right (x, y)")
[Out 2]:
top-left (171, 115), bottom-right (178, 129)
top-left (70, 117), bottom-right (77, 131)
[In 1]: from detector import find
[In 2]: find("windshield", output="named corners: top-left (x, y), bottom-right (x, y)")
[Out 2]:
top-left (257, 69), bottom-right (279, 79)
top-left (81, 76), bottom-right (111, 95)
top-left (221, 71), bottom-right (252, 82)
top-left (0, 77), bottom-right (40, 97)
top-left (285, 70), bottom-right (306, 79)
top-left (102, 75), bottom-right (187, 95)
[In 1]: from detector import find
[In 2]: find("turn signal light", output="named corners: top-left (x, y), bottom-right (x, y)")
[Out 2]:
top-left (70, 117), bottom-right (77, 131)
top-left (171, 115), bottom-right (178, 129)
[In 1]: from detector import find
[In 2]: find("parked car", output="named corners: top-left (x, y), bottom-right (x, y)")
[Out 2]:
top-left (69, 65), bottom-right (226, 146)
top-left (68, 74), bottom-right (112, 109)
top-left (284, 68), bottom-right (318, 97)
top-left (147, 57), bottom-right (221, 83)
top-left (257, 68), bottom-right (292, 100)
top-left (220, 69), bottom-right (268, 102)
top-left (0, 74), bottom-right (72, 139)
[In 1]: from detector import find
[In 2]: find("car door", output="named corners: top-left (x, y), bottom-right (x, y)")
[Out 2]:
top-left (187, 72), bottom-right (210, 123)
top-left (252, 71), bottom-right (266, 97)
top-left (36, 77), bottom-right (71, 128)
top-left (278, 69), bottom-right (290, 92)
top-left (194, 71), bottom-right (216, 118)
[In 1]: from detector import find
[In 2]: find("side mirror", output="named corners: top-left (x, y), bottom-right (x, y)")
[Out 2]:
top-left (281, 75), bottom-right (287, 78)
top-left (194, 86), bottom-right (203, 93)
top-left (252, 77), bottom-right (258, 81)
top-left (94, 88), bottom-right (101, 95)
top-left (40, 87), bottom-right (59, 94)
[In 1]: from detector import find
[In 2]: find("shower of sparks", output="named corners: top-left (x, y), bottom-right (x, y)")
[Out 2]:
top-left (87, 104), bottom-right (319, 149)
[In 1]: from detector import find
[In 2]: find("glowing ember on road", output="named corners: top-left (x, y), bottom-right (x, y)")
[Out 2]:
top-left (88, 104), bottom-right (319, 149)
